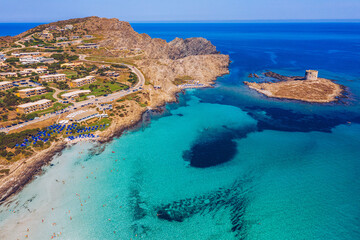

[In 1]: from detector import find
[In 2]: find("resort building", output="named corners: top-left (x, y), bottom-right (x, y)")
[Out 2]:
top-left (12, 52), bottom-right (40, 57)
top-left (83, 35), bottom-right (93, 39)
top-left (48, 26), bottom-right (60, 31)
top-left (64, 25), bottom-right (74, 30)
top-left (61, 62), bottom-right (83, 68)
top-left (70, 76), bottom-right (95, 88)
top-left (39, 73), bottom-right (66, 82)
top-left (17, 87), bottom-right (46, 98)
top-left (61, 90), bottom-right (91, 100)
top-left (55, 42), bottom-right (70, 47)
top-left (0, 72), bottom-right (17, 78)
top-left (77, 43), bottom-right (99, 49)
top-left (66, 110), bottom-right (99, 123)
top-left (20, 57), bottom-right (55, 65)
top-left (35, 67), bottom-right (48, 74)
top-left (99, 65), bottom-right (111, 69)
top-left (70, 36), bottom-right (80, 40)
top-left (16, 99), bottom-right (52, 114)
top-left (71, 40), bottom-right (83, 45)
top-left (18, 68), bottom-right (47, 76)
top-left (20, 57), bottom-right (39, 65)
top-left (12, 79), bottom-right (29, 87)
top-left (105, 71), bottom-right (120, 77)
top-left (38, 30), bottom-right (53, 40)
top-left (19, 69), bottom-right (33, 76)
top-left (39, 57), bottom-right (56, 64)
top-left (0, 53), bottom-right (7, 62)
top-left (56, 37), bottom-right (68, 41)
top-left (0, 81), bottom-right (14, 91)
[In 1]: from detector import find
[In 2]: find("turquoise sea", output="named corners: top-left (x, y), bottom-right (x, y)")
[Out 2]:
top-left (0, 23), bottom-right (360, 240)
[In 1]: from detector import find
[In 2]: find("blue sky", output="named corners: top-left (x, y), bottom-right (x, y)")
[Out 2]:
top-left (0, 0), bottom-right (359, 22)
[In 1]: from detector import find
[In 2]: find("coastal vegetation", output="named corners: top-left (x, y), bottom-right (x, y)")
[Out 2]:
top-left (174, 75), bottom-right (193, 85)
top-left (0, 128), bottom-right (42, 161)
top-left (51, 53), bottom-right (79, 62)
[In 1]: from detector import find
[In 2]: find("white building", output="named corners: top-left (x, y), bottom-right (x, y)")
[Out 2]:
top-left (39, 73), bottom-right (66, 82)
top-left (12, 52), bottom-right (40, 57)
top-left (56, 37), bottom-right (68, 41)
top-left (0, 72), bottom-right (17, 78)
top-left (17, 99), bottom-right (52, 114)
top-left (77, 43), bottom-right (99, 49)
top-left (66, 110), bottom-right (99, 123)
top-left (65, 25), bottom-right (74, 30)
top-left (70, 76), bottom-right (95, 87)
top-left (0, 81), bottom-right (14, 91)
top-left (20, 57), bottom-right (55, 65)
top-left (61, 90), bottom-right (91, 99)
top-left (0, 53), bottom-right (6, 62)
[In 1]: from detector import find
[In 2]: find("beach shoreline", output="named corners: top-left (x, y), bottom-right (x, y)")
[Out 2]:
top-left (0, 81), bottom-right (220, 204)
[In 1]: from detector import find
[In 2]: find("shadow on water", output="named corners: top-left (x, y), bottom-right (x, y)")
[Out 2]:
top-left (245, 106), bottom-right (360, 133)
top-left (183, 125), bottom-right (257, 168)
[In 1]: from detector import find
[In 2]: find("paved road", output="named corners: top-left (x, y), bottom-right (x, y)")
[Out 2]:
top-left (15, 40), bottom-right (25, 48)
top-left (51, 87), bottom-right (63, 101)
top-left (1, 62), bottom-right (145, 133)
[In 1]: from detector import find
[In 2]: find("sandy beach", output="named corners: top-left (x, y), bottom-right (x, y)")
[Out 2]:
top-left (0, 80), bottom-right (218, 204)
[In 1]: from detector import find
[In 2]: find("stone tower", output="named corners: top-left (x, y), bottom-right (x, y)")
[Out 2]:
top-left (305, 70), bottom-right (318, 80)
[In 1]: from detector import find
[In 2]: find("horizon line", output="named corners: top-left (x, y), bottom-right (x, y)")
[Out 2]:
top-left (130, 19), bottom-right (360, 23)
top-left (0, 18), bottom-right (360, 24)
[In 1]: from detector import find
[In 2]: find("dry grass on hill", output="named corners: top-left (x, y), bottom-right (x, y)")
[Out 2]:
top-left (245, 78), bottom-right (343, 103)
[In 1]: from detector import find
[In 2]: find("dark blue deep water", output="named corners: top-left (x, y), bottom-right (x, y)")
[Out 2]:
top-left (0, 23), bottom-right (360, 240)
top-left (0, 23), bottom-right (43, 36)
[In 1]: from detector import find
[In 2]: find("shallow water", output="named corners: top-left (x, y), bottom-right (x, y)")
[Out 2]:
top-left (0, 23), bottom-right (360, 240)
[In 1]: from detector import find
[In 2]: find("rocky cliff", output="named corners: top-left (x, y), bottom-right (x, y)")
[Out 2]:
top-left (18, 16), bottom-right (225, 59)
top-left (80, 17), bottom-right (220, 60)
top-left (18, 16), bottom-right (230, 101)
top-left (73, 17), bottom-right (229, 96)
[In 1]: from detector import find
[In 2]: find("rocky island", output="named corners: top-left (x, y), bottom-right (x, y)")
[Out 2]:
top-left (244, 70), bottom-right (344, 103)
top-left (0, 17), bottom-right (229, 202)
